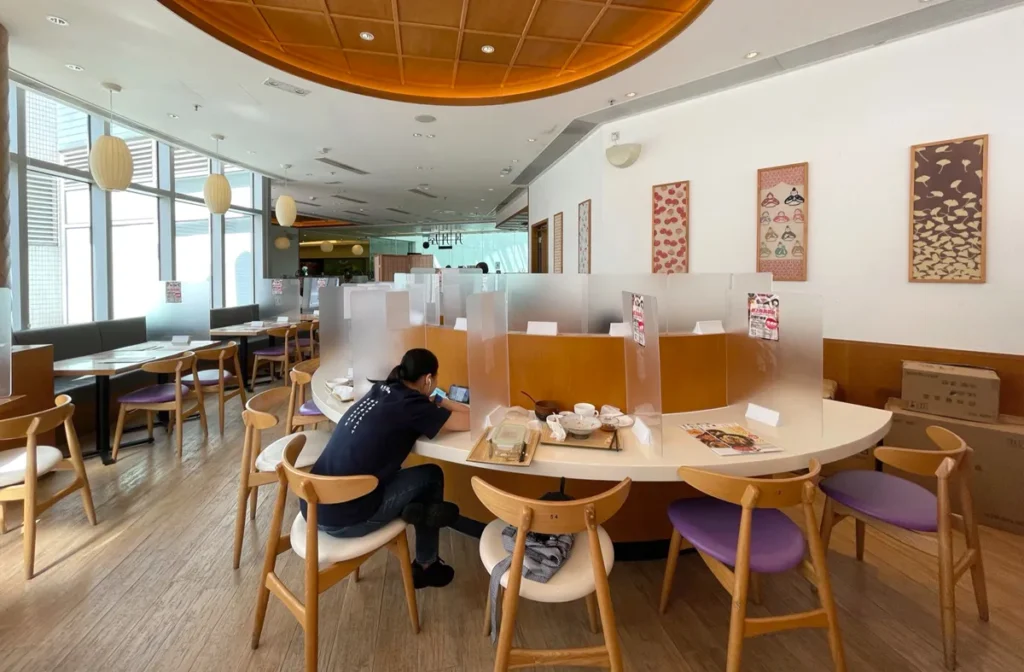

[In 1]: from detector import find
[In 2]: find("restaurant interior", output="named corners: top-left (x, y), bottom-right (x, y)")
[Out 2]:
top-left (1, 1), bottom-right (1024, 671)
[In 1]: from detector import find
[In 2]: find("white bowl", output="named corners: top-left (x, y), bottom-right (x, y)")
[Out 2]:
top-left (559, 414), bottom-right (602, 438)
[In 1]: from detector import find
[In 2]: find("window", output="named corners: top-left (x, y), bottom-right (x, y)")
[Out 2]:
top-left (111, 191), bottom-right (159, 317)
top-left (225, 212), bottom-right (254, 306)
top-left (25, 170), bottom-right (92, 327)
top-left (113, 124), bottom-right (156, 187)
top-left (175, 200), bottom-right (210, 282)
top-left (24, 90), bottom-right (89, 169)
top-left (174, 148), bottom-right (208, 197)
top-left (225, 164), bottom-right (253, 209)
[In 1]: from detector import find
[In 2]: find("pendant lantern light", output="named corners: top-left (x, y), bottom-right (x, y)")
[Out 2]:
top-left (351, 244), bottom-right (364, 256)
top-left (273, 236), bottom-right (291, 250)
top-left (203, 133), bottom-right (231, 214)
top-left (320, 242), bottom-right (334, 253)
top-left (89, 82), bottom-right (134, 191)
top-left (275, 163), bottom-right (297, 227)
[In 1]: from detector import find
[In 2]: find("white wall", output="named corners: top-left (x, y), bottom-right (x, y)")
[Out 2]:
top-left (387, 231), bottom-right (529, 272)
top-left (529, 7), bottom-right (1024, 355)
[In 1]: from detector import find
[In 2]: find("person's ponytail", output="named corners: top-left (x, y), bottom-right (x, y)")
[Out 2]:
top-left (385, 364), bottom-right (403, 384)
top-left (373, 349), bottom-right (439, 387)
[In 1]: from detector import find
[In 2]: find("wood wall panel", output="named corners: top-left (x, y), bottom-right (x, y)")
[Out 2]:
top-left (425, 325), bottom-right (469, 392)
top-left (508, 333), bottom-right (627, 412)
top-left (1, 345), bottom-right (55, 450)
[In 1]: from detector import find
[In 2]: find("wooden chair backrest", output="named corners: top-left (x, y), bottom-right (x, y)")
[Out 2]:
top-left (244, 387), bottom-right (289, 430)
top-left (295, 321), bottom-right (313, 335)
top-left (194, 341), bottom-right (237, 363)
top-left (293, 358), bottom-right (319, 376)
top-left (267, 325), bottom-right (296, 339)
top-left (471, 476), bottom-right (632, 535)
top-left (141, 351), bottom-right (196, 376)
top-left (677, 460), bottom-right (823, 510)
top-left (874, 425), bottom-right (968, 479)
top-left (0, 394), bottom-right (75, 441)
top-left (280, 435), bottom-right (377, 506)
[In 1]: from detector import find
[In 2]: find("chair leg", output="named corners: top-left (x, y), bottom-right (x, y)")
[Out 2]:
top-left (196, 392), bottom-right (209, 437)
top-left (585, 592), bottom-right (600, 634)
top-left (855, 520), bottom-right (866, 561)
top-left (353, 566), bottom-right (360, 583)
top-left (391, 531), bottom-right (420, 634)
top-left (233, 429), bottom-right (254, 569)
top-left (750, 572), bottom-right (763, 606)
top-left (804, 498), bottom-right (847, 672)
top-left (820, 497), bottom-right (837, 551)
top-left (146, 411), bottom-right (154, 440)
top-left (659, 528), bottom-right (683, 614)
top-left (483, 592), bottom-right (492, 637)
top-left (0, 502), bottom-right (6, 535)
top-left (725, 568), bottom-right (750, 672)
top-left (250, 357), bottom-right (260, 390)
top-left (175, 405), bottom-right (184, 458)
top-left (938, 512), bottom-right (957, 669)
top-left (218, 386), bottom-right (226, 435)
top-left (304, 570), bottom-right (319, 672)
top-left (23, 483), bottom-right (37, 580)
top-left (111, 406), bottom-right (128, 462)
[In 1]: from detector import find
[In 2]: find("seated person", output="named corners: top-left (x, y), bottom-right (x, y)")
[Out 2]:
top-left (303, 348), bottom-right (469, 588)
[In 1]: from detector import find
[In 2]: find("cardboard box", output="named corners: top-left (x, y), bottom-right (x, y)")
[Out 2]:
top-left (884, 398), bottom-right (1024, 535)
top-left (901, 361), bottom-right (1000, 422)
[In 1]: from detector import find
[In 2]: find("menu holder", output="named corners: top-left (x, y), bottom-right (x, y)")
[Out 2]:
top-left (467, 428), bottom-right (541, 467)
top-left (539, 425), bottom-right (621, 451)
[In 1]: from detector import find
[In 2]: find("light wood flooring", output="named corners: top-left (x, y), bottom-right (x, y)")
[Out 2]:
top-left (1, 394), bottom-right (1023, 672)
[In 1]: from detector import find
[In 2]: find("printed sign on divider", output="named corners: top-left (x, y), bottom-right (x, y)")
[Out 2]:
top-left (747, 292), bottom-right (780, 341)
top-left (271, 279), bottom-right (284, 295)
top-left (630, 293), bottom-right (646, 347)
top-left (165, 281), bottom-right (182, 304)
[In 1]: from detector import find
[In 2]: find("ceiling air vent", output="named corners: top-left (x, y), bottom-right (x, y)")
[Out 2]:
top-left (315, 157), bottom-right (370, 175)
top-left (386, 207), bottom-right (412, 215)
top-left (384, 218), bottom-right (406, 223)
top-left (294, 200), bottom-right (321, 208)
top-left (342, 210), bottom-right (367, 216)
top-left (331, 194), bottom-right (368, 204)
top-left (407, 188), bottom-right (437, 199)
top-left (262, 78), bottom-right (311, 97)
top-left (324, 180), bottom-right (343, 185)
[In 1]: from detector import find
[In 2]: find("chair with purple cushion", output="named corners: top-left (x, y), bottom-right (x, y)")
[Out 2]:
top-left (294, 320), bottom-right (316, 361)
top-left (250, 325), bottom-right (299, 390)
top-left (819, 426), bottom-right (987, 671)
top-left (111, 351), bottom-right (208, 461)
top-left (660, 460), bottom-right (846, 672)
top-left (184, 341), bottom-right (247, 435)
top-left (287, 358), bottom-right (327, 434)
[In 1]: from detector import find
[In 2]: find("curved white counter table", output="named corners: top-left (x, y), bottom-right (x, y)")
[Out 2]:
top-left (311, 370), bottom-right (892, 482)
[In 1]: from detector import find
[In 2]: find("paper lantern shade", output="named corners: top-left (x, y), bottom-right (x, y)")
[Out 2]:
top-left (351, 244), bottom-right (364, 256)
top-left (320, 242), bottom-right (334, 252)
top-left (273, 236), bottom-right (291, 250)
top-left (89, 134), bottom-right (134, 191)
top-left (203, 173), bottom-right (231, 214)
top-left (276, 194), bottom-right (297, 227)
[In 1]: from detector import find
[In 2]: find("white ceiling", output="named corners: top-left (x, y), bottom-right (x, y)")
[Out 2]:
top-left (1, 0), bottom-right (950, 228)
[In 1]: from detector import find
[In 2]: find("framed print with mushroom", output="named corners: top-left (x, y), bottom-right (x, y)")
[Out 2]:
top-left (909, 135), bottom-right (987, 283)
top-left (578, 199), bottom-right (591, 274)
top-left (652, 180), bottom-right (689, 274)
top-left (757, 162), bottom-right (808, 281)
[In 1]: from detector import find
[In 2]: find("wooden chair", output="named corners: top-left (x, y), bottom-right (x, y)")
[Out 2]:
top-left (233, 387), bottom-right (331, 569)
top-left (287, 358), bottom-right (327, 434)
top-left (660, 461), bottom-right (845, 672)
top-left (251, 434), bottom-right (419, 672)
top-left (111, 351), bottom-right (208, 461)
top-left (184, 341), bottom-right (247, 434)
top-left (819, 426), bottom-right (987, 670)
top-left (250, 325), bottom-right (299, 389)
top-left (295, 320), bottom-right (317, 361)
top-left (471, 476), bottom-right (632, 672)
top-left (0, 395), bottom-right (97, 579)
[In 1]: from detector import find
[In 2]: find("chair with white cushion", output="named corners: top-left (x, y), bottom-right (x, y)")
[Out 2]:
top-left (232, 386), bottom-right (331, 569)
top-left (0, 394), bottom-right (96, 579)
top-left (286, 358), bottom-right (327, 434)
top-left (251, 435), bottom-right (419, 672)
top-left (471, 476), bottom-right (631, 672)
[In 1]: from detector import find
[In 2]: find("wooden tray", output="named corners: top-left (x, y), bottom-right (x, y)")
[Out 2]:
top-left (467, 428), bottom-right (541, 467)
top-left (539, 425), bottom-right (620, 451)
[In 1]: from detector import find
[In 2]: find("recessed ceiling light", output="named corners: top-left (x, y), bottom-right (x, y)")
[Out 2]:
top-left (413, 132), bottom-right (422, 137)
top-left (47, 16), bottom-right (69, 26)
top-left (480, 198), bottom-right (485, 202)
top-left (625, 92), bottom-right (636, 98)
top-left (248, 150), bottom-right (257, 155)
top-left (359, 208), bottom-right (366, 211)
top-left (425, 134), bottom-right (435, 139)
top-left (744, 51), bottom-right (760, 59)
top-left (359, 31), bottom-right (375, 41)
top-left (415, 114), bottom-right (436, 123)
top-left (488, 188), bottom-right (494, 191)
top-left (527, 138), bottom-right (536, 142)
top-left (65, 63), bottom-right (84, 72)
top-left (481, 45), bottom-right (495, 54)
top-left (511, 159), bottom-right (519, 164)
top-left (167, 113), bottom-right (179, 119)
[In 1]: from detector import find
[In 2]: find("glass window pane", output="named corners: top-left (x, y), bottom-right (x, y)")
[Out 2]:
top-left (225, 164), bottom-right (253, 209)
top-left (175, 200), bottom-right (210, 282)
top-left (26, 170), bottom-right (92, 327)
top-left (112, 191), bottom-right (159, 317)
top-left (24, 90), bottom-right (89, 169)
top-left (174, 148), bottom-right (209, 197)
top-left (225, 211), bottom-right (254, 307)
top-left (112, 124), bottom-right (157, 187)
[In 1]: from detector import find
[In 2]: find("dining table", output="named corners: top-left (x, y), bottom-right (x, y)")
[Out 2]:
top-left (209, 321), bottom-right (302, 391)
top-left (53, 340), bottom-right (217, 464)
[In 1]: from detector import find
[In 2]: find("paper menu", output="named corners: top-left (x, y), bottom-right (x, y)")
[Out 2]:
top-left (680, 423), bottom-right (782, 457)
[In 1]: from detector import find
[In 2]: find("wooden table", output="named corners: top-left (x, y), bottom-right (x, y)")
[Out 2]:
top-left (54, 340), bottom-right (217, 464)
top-left (210, 322), bottom-right (303, 391)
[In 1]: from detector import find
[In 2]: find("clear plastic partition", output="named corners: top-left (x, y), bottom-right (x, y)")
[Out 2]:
top-left (725, 290), bottom-right (822, 435)
top-left (588, 274), bottom-right (667, 333)
top-left (256, 278), bottom-right (302, 321)
top-left (467, 291), bottom-right (510, 441)
top-left (441, 269), bottom-right (483, 328)
top-left (317, 285), bottom-right (347, 379)
top-left (303, 277), bottom-right (339, 311)
top-left (398, 272), bottom-right (441, 326)
top-left (0, 289), bottom-right (12, 398)
top-left (407, 284), bottom-right (427, 326)
top-left (350, 290), bottom-right (425, 399)
top-left (730, 272), bottom-right (773, 295)
top-left (663, 273), bottom-right (731, 333)
top-left (145, 280), bottom-right (212, 341)
top-left (621, 291), bottom-right (663, 456)
top-left (506, 274), bottom-right (587, 333)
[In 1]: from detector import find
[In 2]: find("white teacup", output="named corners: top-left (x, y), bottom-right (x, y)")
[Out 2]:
top-left (574, 403), bottom-right (597, 417)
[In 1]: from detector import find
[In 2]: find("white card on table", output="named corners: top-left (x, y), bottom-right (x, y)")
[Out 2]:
top-left (608, 322), bottom-right (630, 337)
top-left (527, 321), bottom-right (558, 336)
top-left (454, 317), bottom-right (468, 331)
top-left (693, 320), bottom-right (725, 335)
top-left (247, 320), bottom-right (264, 327)
top-left (745, 403), bottom-right (781, 427)
top-left (276, 316), bottom-right (290, 323)
top-left (171, 335), bottom-right (191, 346)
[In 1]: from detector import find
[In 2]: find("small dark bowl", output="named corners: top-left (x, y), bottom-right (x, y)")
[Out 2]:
top-left (534, 400), bottom-right (559, 421)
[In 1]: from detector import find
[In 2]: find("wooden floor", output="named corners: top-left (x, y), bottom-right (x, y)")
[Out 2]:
top-left (1, 394), bottom-right (1023, 672)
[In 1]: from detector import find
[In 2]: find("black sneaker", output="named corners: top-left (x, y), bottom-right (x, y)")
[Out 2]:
top-left (412, 559), bottom-right (455, 589)
top-left (402, 502), bottom-right (460, 528)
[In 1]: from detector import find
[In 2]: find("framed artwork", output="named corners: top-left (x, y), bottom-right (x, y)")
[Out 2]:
top-left (756, 162), bottom-right (808, 281)
top-left (909, 134), bottom-right (987, 283)
top-left (651, 180), bottom-right (689, 274)
top-left (578, 199), bottom-right (591, 274)
top-left (553, 212), bottom-right (563, 274)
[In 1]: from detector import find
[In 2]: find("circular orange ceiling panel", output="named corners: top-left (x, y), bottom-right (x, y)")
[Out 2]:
top-left (157, 0), bottom-right (714, 105)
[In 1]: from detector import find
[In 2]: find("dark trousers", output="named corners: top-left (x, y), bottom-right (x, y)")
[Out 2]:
top-left (320, 463), bottom-right (444, 565)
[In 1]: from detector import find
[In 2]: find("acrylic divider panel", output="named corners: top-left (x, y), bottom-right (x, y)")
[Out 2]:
top-left (662, 273), bottom-right (731, 333)
top-left (144, 281), bottom-right (212, 341)
top-left (407, 284), bottom-right (427, 326)
top-left (757, 163), bottom-right (808, 281)
top-left (588, 275), bottom-right (667, 333)
top-left (724, 289), bottom-right (823, 436)
top-left (317, 285), bottom-right (348, 379)
top-left (0, 288), bottom-right (11, 398)
top-left (302, 277), bottom-right (339, 311)
top-left (730, 272), bottom-right (773, 295)
top-left (467, 291), bottom-right (510, 442)
top-left (441, 269), bottom-right (483, 328)
top-left (349, 290), bottom-right (423, 400)
top-left (621, 291), bottom-right (663, 457)
top-left (256, 278), bottom-right (302, 321)
top-left (506, 274), bottom-right (587, 334)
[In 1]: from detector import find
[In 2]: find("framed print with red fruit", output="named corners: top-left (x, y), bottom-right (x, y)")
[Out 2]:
top-left (553, 212), bottom-right (563, 274)
top-left (651, 180), bottom-right (689, 274)
top-left (578, 199), bottom-right (591, 274)
top-left (909, 135), bottom-right (987, 283)
top-left (757, 162), bottom-right (808, 281)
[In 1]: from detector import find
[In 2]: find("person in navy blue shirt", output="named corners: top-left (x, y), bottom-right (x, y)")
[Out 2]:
top-left (304, 348), bottom-right (469, 588)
